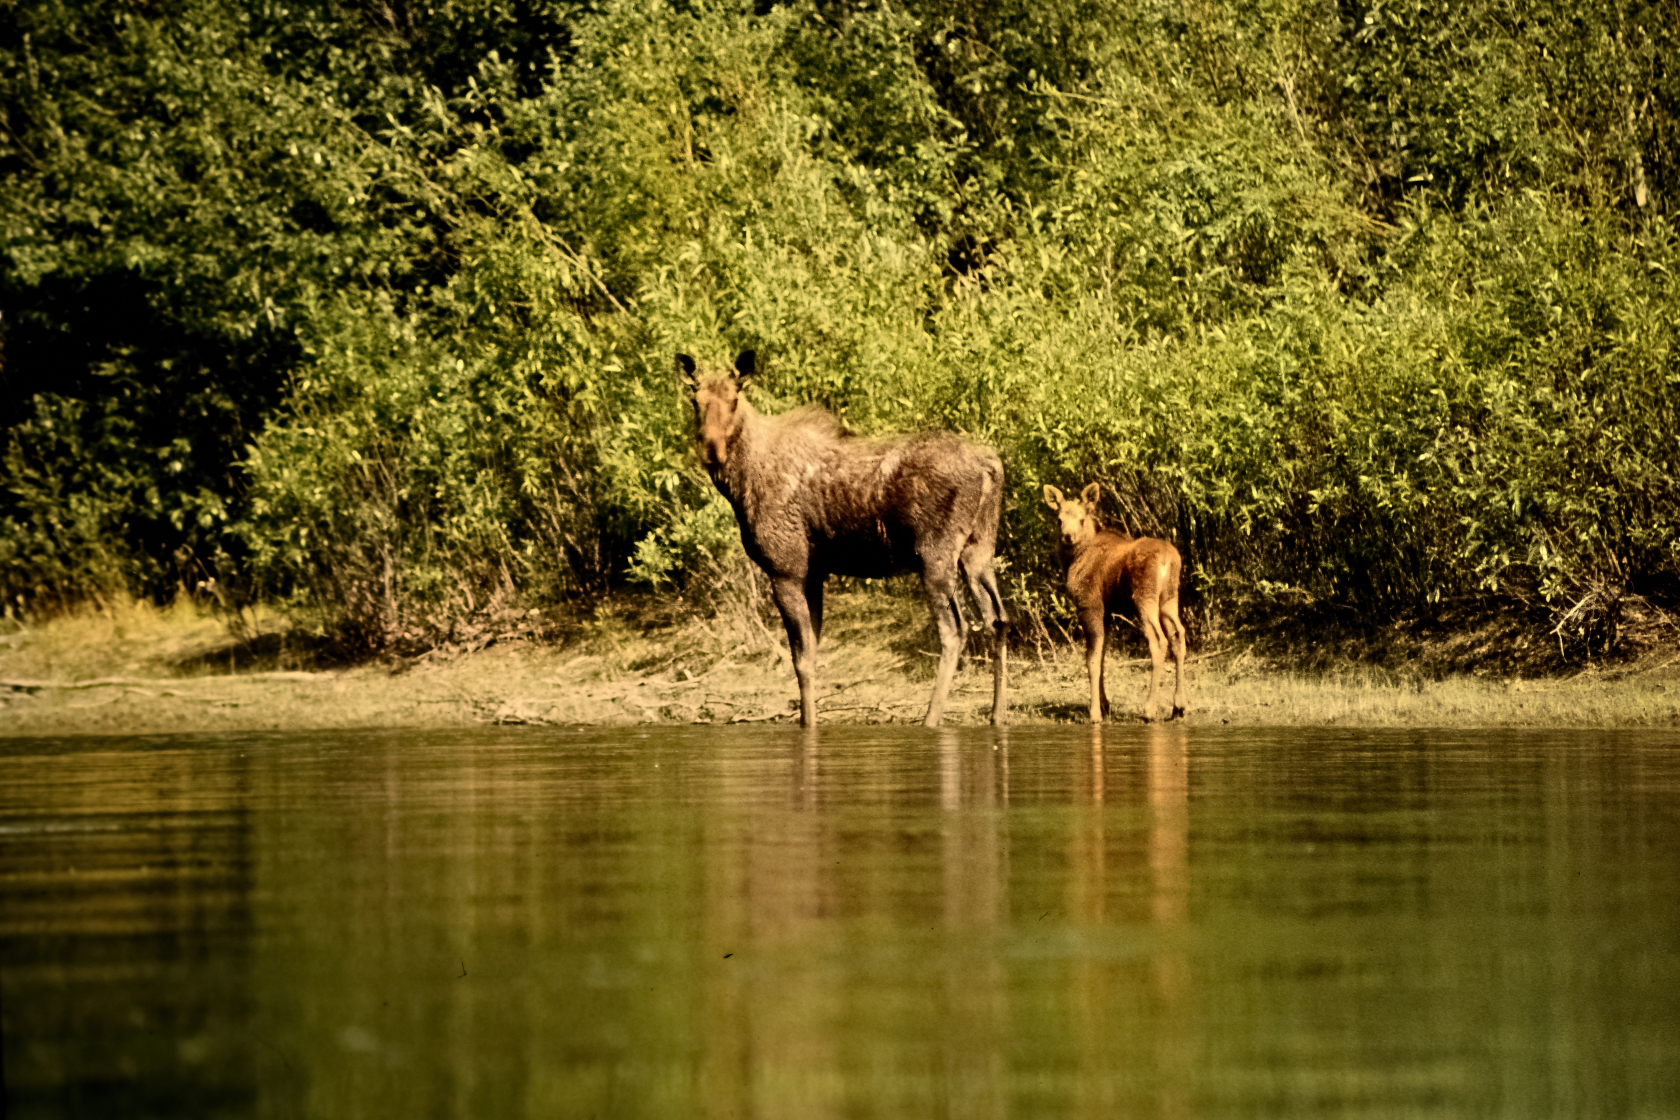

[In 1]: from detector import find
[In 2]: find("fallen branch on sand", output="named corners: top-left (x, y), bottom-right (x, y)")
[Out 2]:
top-left (1100, 647), bottom-right (1229, 669)
top-left (2, 671), bottom-right (336, 691)
top-left (728, 710), bottom-right (788, 723)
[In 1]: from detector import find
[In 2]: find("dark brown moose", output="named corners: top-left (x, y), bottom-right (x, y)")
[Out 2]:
top-left (681, 350), bottom-right (1009, 728)
top-left (1044, 483), bottom-right (1186, 723)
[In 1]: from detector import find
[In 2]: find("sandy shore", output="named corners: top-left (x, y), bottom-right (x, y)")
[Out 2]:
top-left (4, 598), bottom-right (1680, 736)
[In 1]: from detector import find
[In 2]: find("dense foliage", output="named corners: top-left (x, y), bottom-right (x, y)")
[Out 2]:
top-left (4, 0), bottom-right (1679, 656)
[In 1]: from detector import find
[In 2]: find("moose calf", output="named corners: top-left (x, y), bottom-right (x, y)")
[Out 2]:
top-left (1044, 483), bottom-right (1186, 723)
top-left (683, 350), bottom-right (1009, 728)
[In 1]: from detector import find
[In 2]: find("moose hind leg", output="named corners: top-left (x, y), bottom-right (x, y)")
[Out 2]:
top-left (922, 569), bottom-right (966, 728)
top-left (1161, 597), bottom-right (1188, 719)
top-left (1137, 598), bottom-right (1169, 722)
top-left (770, 575), bottom-right (820, 727)
top-left (962, 555), bottom-right (1009, 726)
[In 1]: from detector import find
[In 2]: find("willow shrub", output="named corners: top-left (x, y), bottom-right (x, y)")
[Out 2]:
top-left (979, 195), bottom-right (1680, 648)
top-left (11, 0), bottom-right (1680, 658)
top-left (240, 2), bottom-right (1680, 656)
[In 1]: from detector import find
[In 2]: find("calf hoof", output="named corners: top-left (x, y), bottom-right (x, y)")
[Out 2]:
top-left (1172, 706), bottom-right (1186, 721)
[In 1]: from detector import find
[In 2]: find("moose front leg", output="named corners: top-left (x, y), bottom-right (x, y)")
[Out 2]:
top-left (770, 575), bottom-right (820, 727)
top-left (805, 571), bottom-right (826, 646)
top-left (1080, 606), bottom-right (1108, 724)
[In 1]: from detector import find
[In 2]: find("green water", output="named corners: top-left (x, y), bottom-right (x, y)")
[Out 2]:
top-left (3, 726), bottom-right (1678, 1118)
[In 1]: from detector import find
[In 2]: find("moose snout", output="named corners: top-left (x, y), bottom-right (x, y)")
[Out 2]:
top-left (701, 436), bottom-right (729, 472)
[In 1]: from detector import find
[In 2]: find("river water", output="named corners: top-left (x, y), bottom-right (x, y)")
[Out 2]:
top-left (3, 725), bottom-right (1678, 1118)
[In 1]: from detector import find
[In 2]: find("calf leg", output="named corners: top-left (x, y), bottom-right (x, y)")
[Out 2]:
top-left (922, 570), bottom-right (966, 728)
top-left (770, 575), bottom-right (820, 727)
top-left (1137, 597), bottom-right (1168, 722)
top-left (1161, 595), bottom-right (1187, 719)
top-left (962, 553), bottom-right (1010, 726)
top-left (1080, 605), bottom-right (1107, 724)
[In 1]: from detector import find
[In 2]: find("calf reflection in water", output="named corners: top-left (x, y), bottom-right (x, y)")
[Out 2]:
top-left (683, 350), bottom-right (1009, 727)
top-left (1148, 725), bottom-right (1192, 1120)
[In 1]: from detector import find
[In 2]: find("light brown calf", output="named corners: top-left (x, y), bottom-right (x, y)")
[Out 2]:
top-left (1044, 483), bottom-right (1187, 723)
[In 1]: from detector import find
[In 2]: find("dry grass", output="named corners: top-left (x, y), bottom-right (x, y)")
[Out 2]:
top-left (3, 592), bottom-right (1680, 736)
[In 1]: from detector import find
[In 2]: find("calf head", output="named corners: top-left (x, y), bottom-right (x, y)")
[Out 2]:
top-left (679, 350), bottom-right (756, 474)
top-left (1043, 482), bottom-right (1103, 547)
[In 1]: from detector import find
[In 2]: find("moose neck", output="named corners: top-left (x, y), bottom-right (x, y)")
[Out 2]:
top-left (1061, 521), bottom-right (1129, 567)
top-left (710, 397), bottom-right (761, 505)
top-left (1057, 532), bottom-right (1085, 570)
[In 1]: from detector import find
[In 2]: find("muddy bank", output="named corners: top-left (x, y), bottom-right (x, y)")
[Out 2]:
top-left (4, 597), bottom-right (1680, 736)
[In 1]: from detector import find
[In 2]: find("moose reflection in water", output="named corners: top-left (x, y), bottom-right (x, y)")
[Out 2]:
top-left (681, 350), bottom-right (1009, 728)
top-left (1045, 483), bottom-right (1188, 723)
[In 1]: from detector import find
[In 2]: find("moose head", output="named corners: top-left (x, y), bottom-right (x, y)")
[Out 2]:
top-left (1043, 482), bottom-right (1104, 547)
top-left (679, 350), bottom-right (756, 474)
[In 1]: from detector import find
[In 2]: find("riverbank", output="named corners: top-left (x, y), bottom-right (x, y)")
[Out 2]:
top-left (4, 595), bottom-right (1680, 736)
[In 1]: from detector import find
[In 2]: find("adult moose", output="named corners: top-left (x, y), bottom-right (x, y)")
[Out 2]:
top-left (681, 350), bottom-right (1008, 728)
top-left (1044, 483), bottom-right (1187, 723)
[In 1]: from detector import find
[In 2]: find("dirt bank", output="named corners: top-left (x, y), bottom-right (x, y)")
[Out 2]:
top-left (4, 596), bottom-right (1680, 737)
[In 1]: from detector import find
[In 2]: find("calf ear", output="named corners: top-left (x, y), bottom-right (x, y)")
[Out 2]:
top-left (676, 353), bottom-right (698, 389)
top-left (734, 349), bottom-right (757, 387)
top-left (1080, 482), bottom-right (1101, 507)
top-left (1043, 484), bottom-right (1063, 510)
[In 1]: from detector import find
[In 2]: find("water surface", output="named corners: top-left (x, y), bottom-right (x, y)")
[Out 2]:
top-left (4, 725), bottom-right (1679, 1118)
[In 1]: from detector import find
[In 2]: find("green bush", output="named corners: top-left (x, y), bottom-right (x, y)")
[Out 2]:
top-left (5, 0), bottom-right (1680, 659)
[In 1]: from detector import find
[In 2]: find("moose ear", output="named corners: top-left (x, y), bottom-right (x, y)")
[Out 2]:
top-left (1043, 485), bottom-right (1063, 510)
top-left (676, 353), bottom-right (697, 388)
top-left (1080, 482), bottom-right (1101, 507)
top-left (733, 349), bottom-right (756, 385)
